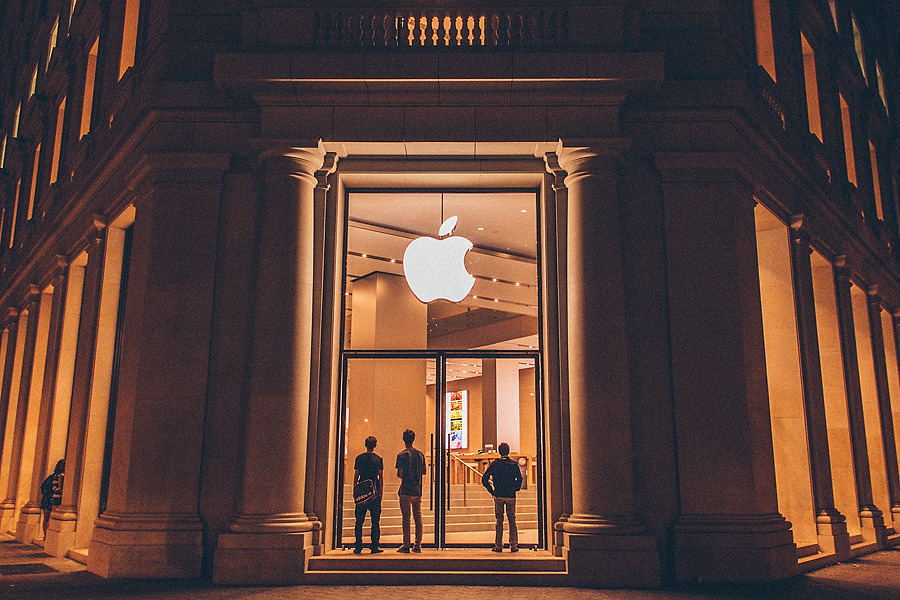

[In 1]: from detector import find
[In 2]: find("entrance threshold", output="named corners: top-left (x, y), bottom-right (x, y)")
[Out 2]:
top-left (306, 548), bottom-right (567, 586)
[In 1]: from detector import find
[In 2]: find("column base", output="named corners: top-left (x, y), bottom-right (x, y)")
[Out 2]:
top-left (557, 515), bottom-right (661, 587)
top-left (43, 507), bottom-right (77, 557)
top-left (213, 530), bottom-right (316, 585)
top-left (859, 506), bottom-right (888, 548)
top-left (87, 512), bottom-right (203, 578)
top-left (816, 511), bottom-right (851, 560)
top-left (14, 505), bottom-right (41, 543)
top-left (0, 501), bottom-right (16, 532)
top-left (674, 514), bottom-right (796, 582)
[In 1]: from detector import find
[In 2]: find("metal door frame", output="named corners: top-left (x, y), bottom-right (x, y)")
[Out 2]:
top-left (334, 350), bottom-right (545, 550)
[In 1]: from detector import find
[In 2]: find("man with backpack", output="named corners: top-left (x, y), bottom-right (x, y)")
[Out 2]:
top-left (482, 442), bottom-right (523, 552)
top-left (353, 436), bottom-right (383, 554)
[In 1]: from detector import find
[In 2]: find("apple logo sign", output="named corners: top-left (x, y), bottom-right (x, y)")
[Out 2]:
top-left (403, 216), bottom-right (475, 303)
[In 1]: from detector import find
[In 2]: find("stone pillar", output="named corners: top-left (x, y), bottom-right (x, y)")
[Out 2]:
top-left (832, 259), bottom-right (887, 546)
top-left (0, 289), bottom-right (43, 533)
top-left (213, 146), bottom-right (326, 584)
top-left (554, 141), bottom-right (659, 587)
top-left (89, 154), bottom-right (228, 578)
top-left (658, 152), bottom-right (795, 582)
top-left (16, 261), bottom-right (68, 542)
top-left (0, 311), bottom-right (20, 521)
top-left (306, 153), bottom-right (337, 555)
top-left (865, 287), bottom-right (900, 525)
top-left (543, 153), bottom-right (572, 556)
top-left (15, 281), bottom-right (58, 543)
top-left (788, 218), bottom-right (850, 559)
top-left (45, 225), bottom-right (106, 557)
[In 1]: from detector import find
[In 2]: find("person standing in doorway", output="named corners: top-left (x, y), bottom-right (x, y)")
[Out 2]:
top-left (353, 436), bottom-right (384, 554)
top-left (395, 429), bottom-right (425, 553)
top-left (40, 459), bottom-right (64, 538)
top-left (482, 442), bottom-right (522, 552)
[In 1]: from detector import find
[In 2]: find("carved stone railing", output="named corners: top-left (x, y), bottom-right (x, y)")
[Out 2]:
top-left (313, 8), bottom-right (568, 47)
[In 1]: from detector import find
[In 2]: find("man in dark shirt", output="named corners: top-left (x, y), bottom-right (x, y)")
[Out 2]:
top-left (395, 429), bottom-right (426, 553)
top-left (482, 442), bottom-right (523, 552)
top-left (353, 436), bottom-right (384, 554)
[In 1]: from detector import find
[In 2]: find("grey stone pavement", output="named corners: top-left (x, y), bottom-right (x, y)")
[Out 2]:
top-left (2, 535), bottom-right (900, 600)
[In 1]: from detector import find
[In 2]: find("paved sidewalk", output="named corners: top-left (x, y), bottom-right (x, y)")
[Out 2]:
top-left (2, 535), bottom-right (900, 599)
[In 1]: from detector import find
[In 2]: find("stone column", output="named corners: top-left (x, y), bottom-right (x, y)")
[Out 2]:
top-left (865, 287), bottom-right (900, 525)
top-left (544, 153), bottom-right (572, 555)
top-left (213, 146), bottom-right (326, 585)
top-left (89, 154), bottom-right (228, 578)
top-left (0, 288), bottom-right (41, 533)
top-left (0, 310), bottom-right (20, 518)
top-left (658, 152), bottom-right (795, 582)
top-left (554, 141), bottom-right (659, 587)
top-left (45, 226), bottom-right (106, 557)
top-left (788, 218), bottom-right (850, 559)
top-left (15, 279), bottom-right (59, 543)
top-left (832, 259), bottom-right (887, 546)
top-left (306, 153), bottom-right (337, 555)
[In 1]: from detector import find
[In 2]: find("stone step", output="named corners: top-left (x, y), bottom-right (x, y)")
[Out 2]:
top-left (304, 570), bottom-right (570, 586)
top-left (308, 549), bottom-right (566, 574)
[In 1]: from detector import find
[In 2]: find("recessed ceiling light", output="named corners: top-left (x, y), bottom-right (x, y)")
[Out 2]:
top-left (477, 227), bottom-right (484, 231)
top-left (520, 209), bottom-right (527, 213)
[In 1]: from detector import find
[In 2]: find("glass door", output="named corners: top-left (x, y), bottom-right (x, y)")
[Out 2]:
top-left (336, 352), bottom-right (544, 550)
top-left (438, 353), bottom-right (543, 549)
top-left (337, 354), bottom-right (438, 549)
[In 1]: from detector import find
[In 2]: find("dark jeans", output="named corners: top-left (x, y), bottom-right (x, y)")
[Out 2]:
top-left (354, 500), bottom-right (382, 549)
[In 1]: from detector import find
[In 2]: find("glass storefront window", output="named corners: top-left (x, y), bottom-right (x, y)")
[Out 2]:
top-left (344, 190), bottom-right (539, 351)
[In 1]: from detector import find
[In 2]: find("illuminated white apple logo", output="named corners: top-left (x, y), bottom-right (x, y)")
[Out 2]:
top-left (403, 216), bottom-right (475, 303)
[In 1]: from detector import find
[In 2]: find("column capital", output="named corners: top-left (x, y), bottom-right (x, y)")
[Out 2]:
top-left (314, 152), bottom-right (338, 191)
top-left (833, 255), bottom-right (851, 281)
top-left (22, 284), bottom-right (41, 307)
top-left (544, 152), bottom-right (566, 190)
top-left (257, 143), bottom-right (327, 179)
top-left (4, 307), bottom-right (19, 324)
top-left (555, 139), bottom-right (630, 179)
top-left (867, 285), bottom-right (881, 303)
top-left (52, 255), bottom-right (69, 278)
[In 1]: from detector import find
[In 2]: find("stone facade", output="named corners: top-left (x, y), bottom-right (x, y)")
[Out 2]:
top-left (0, 0), bottom-right (899, 588)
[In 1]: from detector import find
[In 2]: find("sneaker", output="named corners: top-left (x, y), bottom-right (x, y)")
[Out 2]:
top-left (412, 547), bottom-right (421, 553)
top-left (491, 547), bottom-right (502, 553)
top-left (370, 548), bottom-right (384, 554)
top-left (353, 547), bottom-right (363, 554)
top-left (397, 547), bottom-right (411, 553)
top-left (510, 547), bottom-right (519, 553)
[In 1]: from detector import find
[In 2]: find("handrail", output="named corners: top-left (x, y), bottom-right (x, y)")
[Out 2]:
top-left (447, 451), bottom-right (484, 508)
top-left (448, 451), bottom-right (483, 480)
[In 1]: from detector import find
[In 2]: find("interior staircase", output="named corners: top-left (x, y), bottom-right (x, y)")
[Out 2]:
top-left (338, 482), bottom-right (539, 543)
